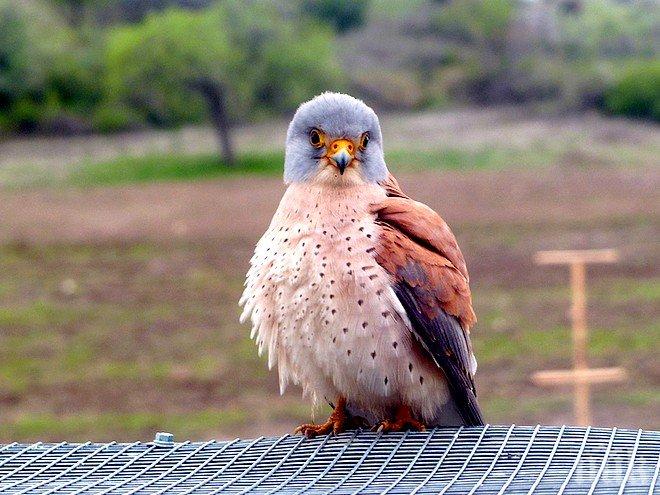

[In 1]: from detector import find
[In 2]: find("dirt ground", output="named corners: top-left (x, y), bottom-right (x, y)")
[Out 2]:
top-left (1, 163), bottom-right (658, 442)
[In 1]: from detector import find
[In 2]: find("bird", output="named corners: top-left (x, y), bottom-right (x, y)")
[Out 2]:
top-left (240, 92), bottom-right (483, 436)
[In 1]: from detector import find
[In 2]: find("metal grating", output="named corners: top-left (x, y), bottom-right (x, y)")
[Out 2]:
top-left (0, 426), bottom-right (658, 494)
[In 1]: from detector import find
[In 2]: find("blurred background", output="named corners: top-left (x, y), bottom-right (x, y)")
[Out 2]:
top-left (0, 0), bottom-right (658, 442)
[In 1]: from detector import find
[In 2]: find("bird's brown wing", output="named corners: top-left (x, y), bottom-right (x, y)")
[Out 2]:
top-left (373, 174), bottom-right (483, 425)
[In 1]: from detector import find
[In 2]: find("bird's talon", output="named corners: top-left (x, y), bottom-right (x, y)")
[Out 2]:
top-left (375, 405), bottom-right (427, 433)
top-left (294, 397), bottom-right (349, 438)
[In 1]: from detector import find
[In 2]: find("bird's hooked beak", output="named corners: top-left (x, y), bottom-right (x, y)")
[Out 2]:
top-left (327, 139), bottom-right (355, 175)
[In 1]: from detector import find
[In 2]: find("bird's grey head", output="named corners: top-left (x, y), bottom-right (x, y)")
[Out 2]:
top-left (284, 92), bottom-right (387, 184)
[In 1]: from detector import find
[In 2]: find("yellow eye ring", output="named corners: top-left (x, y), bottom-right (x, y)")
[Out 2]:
top-left (359, 132), bottom-right (370, 150)
top-left (309, 129), bottom-right (324, 148)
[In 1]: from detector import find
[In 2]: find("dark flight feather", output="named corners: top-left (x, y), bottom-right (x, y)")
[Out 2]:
top-left (373, 174), bottom-right (484, 426)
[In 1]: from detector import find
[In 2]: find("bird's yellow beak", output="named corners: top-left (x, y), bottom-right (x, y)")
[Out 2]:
top-left (327, 139), bottom-right (355, 175)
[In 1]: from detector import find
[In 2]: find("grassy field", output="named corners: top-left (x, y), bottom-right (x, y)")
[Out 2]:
top-left (2, 107), bottom-right (658, 188)
top-left (0, 111), bottom-right (658, 442)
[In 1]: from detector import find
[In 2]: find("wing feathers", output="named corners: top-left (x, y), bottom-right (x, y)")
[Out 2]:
top-left (373, 173), bottom-right (483, 426)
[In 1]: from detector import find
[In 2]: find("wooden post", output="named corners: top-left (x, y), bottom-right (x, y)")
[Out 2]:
top-left (532, 249), bottom-right (625, 426)
top-left (570, 261), bottom-right (589, 425)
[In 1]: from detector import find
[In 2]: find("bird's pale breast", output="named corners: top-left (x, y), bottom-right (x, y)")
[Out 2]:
top-left (240, 182), bottom-right (451, 422)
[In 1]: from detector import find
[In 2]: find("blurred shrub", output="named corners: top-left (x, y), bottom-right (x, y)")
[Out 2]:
top-left (350, 68), bottom-right (426, 110)
top-left (91, 102), bottom-right (143, 132)
top-left (604, 61), bottom-right (660, 121)
top-left (343, 0), bottom-right (658, 113)
top-left (0, 0), bottom-right (101, 134)
top-left (301, 0), bottom-right (368, 33)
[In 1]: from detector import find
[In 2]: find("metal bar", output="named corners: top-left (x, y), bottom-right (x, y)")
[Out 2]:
top-left (153, 439), bottom-right (239, 495)
top-left (93, 441), bottom-right (191, 495)
top-left (525, 425), bottom-right (566, 495)
top-left (291, 430), bottom-right (359, 495)
top-left (556, 426), bottom-right (592, 495)
top-left (381, 429), bottom-right (438, 495)
top-left (0, 443), bottom-right (42, 472)
top-left (466, 424), bottom-right (516, 495)
top-left (69, 444), bottom-right (158, 494)
top-left (323, 431), bottom-right (382, 495)
top-left (208, 436), bottom-right (290, 494)
top-left (496, 425), bottom-right (541, 495)
top-left (617, 429), bottom-right (643, 495)
top-left (353, 430), bottom-right (410, 494)
top-left (0, 444), bottom-right (17, 456)
top-left (123, 440), bottom-right (215, 495)
top-left (237, 436), bottom-right (306, 495)
top-left (13, 442), bottom-right (100, 495)
top-left (647, 451), bottom-right (660, 495)
top-left (264, 434), bottom-right (332, 495)
top-left (410, 428), bottom-right (463, 495)
top-left (179, 437), bottom-right (264, 495)
top-left (586, 427), bottom-right (617, 495)
top-left (437, 425), bottom-right (490, 495)
top-left (0, 442), bottom-right (90, 493)
top-left (0, 442), bottom-right (65, 485)
top-left (41, 442), bottom-right (138, 495)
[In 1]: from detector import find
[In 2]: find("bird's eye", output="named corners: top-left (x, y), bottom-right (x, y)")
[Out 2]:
top-left (360, 132), bottom-right (370, 150)
top-left (309, 129), bottom-right (324, 148)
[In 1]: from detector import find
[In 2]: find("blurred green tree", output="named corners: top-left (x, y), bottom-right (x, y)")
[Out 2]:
top-left (51, 0), bottom-right (102, 26)
top-left (432, 0), bottom-right (515, 103)
top-left (103, 2), bottom-right (342, 165)
top-left (0, 0), bottom-right (101, 133)
top-left (605, 61), bottom-right (660, 121)
top-left (301, 0), bottom-right (369, 33)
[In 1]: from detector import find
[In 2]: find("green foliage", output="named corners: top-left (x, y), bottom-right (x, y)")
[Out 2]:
top-left (102, 2), bottom-right (343, 129)
top-left (604, 61), bottom-right (660, 121)
top-left (434, 0), bottom-right (513, 47)
top-left (557, 0), bottom-right (657, 60)
top-left (409, 0), bottom-right (659, 108)
top-left (301, 0), bottom-right (368, 33)
top-left (0, 0), bottom-right (101, 133)
top-left (103, 8), bottom-right (230, 127)
top-left (0, 0), bottom-right (658, 134)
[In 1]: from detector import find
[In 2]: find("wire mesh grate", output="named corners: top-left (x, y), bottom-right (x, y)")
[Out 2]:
top-left (0, 426), bottom-right (657, 494)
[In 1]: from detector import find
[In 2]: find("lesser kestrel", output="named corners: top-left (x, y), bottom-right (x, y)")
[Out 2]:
top-left (240, 93), bottom-right (482, 436)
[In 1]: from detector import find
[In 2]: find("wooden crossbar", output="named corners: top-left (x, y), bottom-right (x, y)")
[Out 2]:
top-left (532, 367), bottom-right (627, 386)
top-left (534, 249), bottom-right (618, 265)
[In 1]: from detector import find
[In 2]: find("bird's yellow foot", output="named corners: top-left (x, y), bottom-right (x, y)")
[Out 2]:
top-left (374, 405), bottom-right (427, 433)
top-left (294, 396), bottom-right (350, 438)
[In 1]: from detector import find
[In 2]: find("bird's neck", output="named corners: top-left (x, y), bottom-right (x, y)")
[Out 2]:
top-left (273, 182), bottom-right (386, 225)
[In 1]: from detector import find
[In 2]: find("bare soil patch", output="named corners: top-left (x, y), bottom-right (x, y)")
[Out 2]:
top-left (0, 166), bottom-right (658, 441)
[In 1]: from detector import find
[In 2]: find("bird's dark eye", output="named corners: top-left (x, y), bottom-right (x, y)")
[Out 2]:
top-left (309, 129), bottom-right (324, 148)
top-left (360, 132), bottom-right (370, 150)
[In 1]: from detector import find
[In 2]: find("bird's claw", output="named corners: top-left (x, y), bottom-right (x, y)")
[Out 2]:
top-left (294, 418), bottom-right (347, 438)
top-left (373, 405), bottom-right (427, 433)
top-left (373, 418), bottom-right (427, 433)
top-left (294, 397), bottom-right (350, 438)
